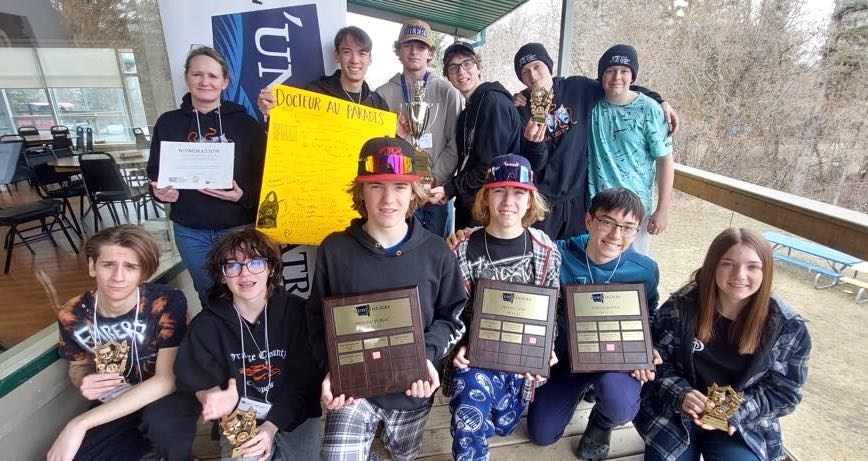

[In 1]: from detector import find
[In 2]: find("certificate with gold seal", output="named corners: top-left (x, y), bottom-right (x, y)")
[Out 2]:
top-left (466, 279), bottom-right (558, 377)
top-left (322, 286), bottom-right (427, 398)
top-left (564, 283), bottom-right (654, 372)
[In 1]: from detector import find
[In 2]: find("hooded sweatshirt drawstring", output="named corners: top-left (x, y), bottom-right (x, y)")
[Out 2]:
top-left (194, 106), bottom-right (225, 142)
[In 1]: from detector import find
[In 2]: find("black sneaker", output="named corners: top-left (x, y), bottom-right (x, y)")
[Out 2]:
top-left (575, 413), bottom-right (612, 461)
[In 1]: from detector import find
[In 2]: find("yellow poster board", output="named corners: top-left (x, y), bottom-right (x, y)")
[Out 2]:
top-left (255, 85), bottom-right (397, 244)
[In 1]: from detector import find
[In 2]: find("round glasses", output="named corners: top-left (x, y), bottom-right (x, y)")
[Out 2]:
top-left (592, 216), bottom-right (640, 237)
top-left (221, 258), bottom-right (269, 277)
top-left (446, 58), bottom-right (478, 76)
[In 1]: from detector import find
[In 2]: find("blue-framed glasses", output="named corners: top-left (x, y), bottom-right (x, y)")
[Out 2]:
top-left (221, 258), bottom-right (269, 277)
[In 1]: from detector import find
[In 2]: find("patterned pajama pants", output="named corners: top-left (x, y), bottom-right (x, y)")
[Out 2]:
top-left (449, 367), bottom-right (528, 461)
top-left (322, 398), bottom-right (431, 461)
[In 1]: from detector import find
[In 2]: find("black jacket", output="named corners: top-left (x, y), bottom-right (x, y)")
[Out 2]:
top-left (444, 81), bottom-right (522, 229)
top-left (146, 93), bottom-right (267, 230)
top-left (305, 218), bottom-right (467, 410)
top-left (518, 77), bottom-right (661, 206)
top-left (174, 288), bottom-right (322, 432)
top-left (306, 70), bottom-right (389, 110)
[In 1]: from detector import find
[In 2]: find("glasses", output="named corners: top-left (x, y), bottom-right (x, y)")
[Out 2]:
top-left (485, 163), bottom-right (533, 184)
top-left (361, 153), bottom-right (414, 175)
top-left (221, 258), bottom-right (269, 277)
top-left (592, 216), bottom-right (640, 237)
top-left (446, 59), bottom-right (478, 76)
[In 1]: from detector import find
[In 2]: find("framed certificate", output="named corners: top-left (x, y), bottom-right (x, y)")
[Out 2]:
top-left (322, 286), bottom-right (427, 398)
top-left (156, 141), bottom-right (234, 189)
top-left (564, 283), bottom-right (654, 373)
top-left (466, 279), bottom-right (558, 377)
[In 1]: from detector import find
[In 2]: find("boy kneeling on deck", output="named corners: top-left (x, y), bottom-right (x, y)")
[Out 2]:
top-left (525, 188), bottom-right (662, 461)
top-left (305, 136), bottom-right (467, 460)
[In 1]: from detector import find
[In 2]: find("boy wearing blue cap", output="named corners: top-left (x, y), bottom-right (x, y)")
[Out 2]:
top-left (305, 136), bottom-right (467, 460)
top-left (446, 154), bottom-right (561, 460)
top-left (588, 45), bottom-right (674, 254)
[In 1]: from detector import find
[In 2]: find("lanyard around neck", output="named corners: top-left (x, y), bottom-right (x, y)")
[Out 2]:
top-left (233, 302), bottom-right (271, 403)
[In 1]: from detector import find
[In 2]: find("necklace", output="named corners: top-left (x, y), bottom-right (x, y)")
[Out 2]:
top-left (93, 287), bottom-right (143, 382)
top-left (584, 251), bottom-right (622, 284)
top-left (342, 87), bottom-right (360, 104)
top-left (484, 228), bottom-right (528, 264)
top-left (233, 301), bottom-right (272, 403)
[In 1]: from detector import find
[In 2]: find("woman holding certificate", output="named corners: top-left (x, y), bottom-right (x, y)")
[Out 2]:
top-left (446, 154), bottom-right (561, 461)
top-left (635, 228), bottom-right (811, 461)
top-left (147, 46), bottom-right (267, 308)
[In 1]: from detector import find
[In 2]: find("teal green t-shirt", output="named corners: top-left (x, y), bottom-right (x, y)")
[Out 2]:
top-left (588, 92), bottom-right (672, 215)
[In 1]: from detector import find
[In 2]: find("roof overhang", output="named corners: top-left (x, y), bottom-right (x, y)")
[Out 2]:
top-left (347, 0), bottom-right (529, 38)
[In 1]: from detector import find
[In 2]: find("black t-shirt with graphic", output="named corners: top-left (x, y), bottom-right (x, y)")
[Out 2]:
top-left (56, 283), bottom-right (188, 384)
top-left (693, 315), bottom-right (753, 391)
top-left (465, 229), bottom-right (534, 283)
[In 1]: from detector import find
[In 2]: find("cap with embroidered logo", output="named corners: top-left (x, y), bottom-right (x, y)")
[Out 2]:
top-left (355, 137), bottom-right (421, 182)
top-left (397, 19), bottom-right (433, 48)
top-left (482, 154), bottom-right (537, 191)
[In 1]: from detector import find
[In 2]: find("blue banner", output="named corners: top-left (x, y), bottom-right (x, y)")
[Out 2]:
top-left (212, 4), bottom-right (324, 122)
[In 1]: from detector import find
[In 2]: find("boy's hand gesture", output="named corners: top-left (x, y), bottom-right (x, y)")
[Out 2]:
top-left (321, 372), bottom-right (355, 411)
top-left (196, 378), bottom-right (240, 420)
top-left (406, 360), bottom-right (440, 398)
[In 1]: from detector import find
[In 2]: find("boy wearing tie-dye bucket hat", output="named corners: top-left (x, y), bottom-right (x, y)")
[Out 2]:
top-left (305, 136), bottom-right (467, 460)
top-left (446, 153), bottom-right (561, 460)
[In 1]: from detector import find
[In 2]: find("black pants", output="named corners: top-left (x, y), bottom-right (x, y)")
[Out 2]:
top-left (533, 194), bottom-right (587, 241)
top-left (74, 392), bottom-right (200, 461)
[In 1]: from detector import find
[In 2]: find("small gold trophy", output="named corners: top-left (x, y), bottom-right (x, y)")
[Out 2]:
top-left (407, 80), bottom-right (433, 187)
top-left (529, 87), bottom-right (554, 123)
top-left (93, 339), bottom-right (129, 375)
top-left (220, 408), bottom-right (258, 458)
top-left (702, 383), bottom-right (744, 431)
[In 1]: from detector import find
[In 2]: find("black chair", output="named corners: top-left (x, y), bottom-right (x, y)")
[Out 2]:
top-left (0, 137), bottom-right (32, 192)
top-left (17, 126), bottom-right (39, 137)
top-left (50, 125), bottom-right (73, 151)
top-left (22, 147), bottom-right (85, 236)
top-left (79, 153), bottom-right (153, 231)
top-left (0, 200), bottom-right (80, 274)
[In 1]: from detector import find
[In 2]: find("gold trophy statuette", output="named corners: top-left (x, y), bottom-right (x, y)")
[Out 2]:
top-left (529, 87), bottom-right (554, 124)
top-left (94, 339), bottom-right (129, 375)
top-left (407, 80), bottom-right (433, 187)
top-left (701, 383), bottom-right (744, 431)
top-left (220, 408), bottom-right (258, 458)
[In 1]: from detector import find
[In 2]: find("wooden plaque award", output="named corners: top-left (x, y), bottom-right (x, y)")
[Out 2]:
top-left (466, 279), bottom-right (558, 377)
top-left (564, 283), bottom-right (654, 373)
top-left (323, 286), bottom-right (427, 398)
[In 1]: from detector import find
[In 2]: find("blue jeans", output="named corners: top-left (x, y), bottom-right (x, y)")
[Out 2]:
top-left (644, 427), bottom-right (759, 461)
top-left (172, 222), bottom-right (249, 308)
top-left (414, 199), bottom-right (454, 238)
top-left (450, 367), bottom-right (527, 461)
top-left (526, 365), bottom-right (640, 446)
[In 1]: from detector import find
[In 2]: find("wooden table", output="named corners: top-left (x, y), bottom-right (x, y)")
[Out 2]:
top-left (48, 149), bottom-right (149, 173)
top-left (22, 134), bottom-right (57, 148)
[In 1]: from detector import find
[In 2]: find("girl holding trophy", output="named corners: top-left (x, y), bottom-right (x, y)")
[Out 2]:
top-left (49, 225), bottom-right (191, 461)
top-left (635, 228), bottom-right (811, 461)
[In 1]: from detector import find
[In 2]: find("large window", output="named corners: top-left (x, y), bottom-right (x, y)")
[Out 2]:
top-left (0, 47), bottom-right (143, 143)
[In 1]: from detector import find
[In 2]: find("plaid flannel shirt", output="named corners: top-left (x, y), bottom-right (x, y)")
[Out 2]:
top-left (442, 226), bottom-right (561, 402)
top-left (634, 286), bottom-right (811, 461)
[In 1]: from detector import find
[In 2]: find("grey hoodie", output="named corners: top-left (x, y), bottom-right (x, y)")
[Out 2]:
top-left (376, 73), bottom-right (462, 186)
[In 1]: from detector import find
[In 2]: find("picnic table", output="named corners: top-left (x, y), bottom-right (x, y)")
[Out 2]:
top-left (840, 261), bottom-right (868, 304)
top-left (763, 231), bottom-right (863, 289)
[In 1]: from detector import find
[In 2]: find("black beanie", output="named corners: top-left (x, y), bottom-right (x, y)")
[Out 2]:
top-left (514, 43), bottom-right (553, 82)
top-left (597, 44), bottom-right (638, 82)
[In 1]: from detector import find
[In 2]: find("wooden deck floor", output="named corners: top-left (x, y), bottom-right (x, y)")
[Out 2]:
top-left (192, 396), bottom-right (645, 460)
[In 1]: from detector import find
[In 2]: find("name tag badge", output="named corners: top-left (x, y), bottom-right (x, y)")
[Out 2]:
top-left (97, 382), bottom-right (133, 403)
top-left (419, 132), bottom-right (433, 150)
top-left (238, 396), bottom-right (272, 420)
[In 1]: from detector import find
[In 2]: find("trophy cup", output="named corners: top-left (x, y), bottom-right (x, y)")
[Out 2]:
top-left (220, 408), bottom-right (258, 458)
top-left (407, 81), bottom-right (434, 187)
top-left (529, 87), bottom-right (554, 123)
top-left (94, 339), bottom-right (129, 375)
top-left (701, 383), bottom-right (744, 431)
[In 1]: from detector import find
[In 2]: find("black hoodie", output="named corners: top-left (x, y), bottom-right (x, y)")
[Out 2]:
top-left (518, 77), bottom-right (662, 206)
top-left (306, 70), bottom-right (389, 110)
top-left (305, 218), bottom-right (467, 410)
top-left (174, 288), bottom-right (322, 432)
top-left (444, 81), bottom-right (522, 229)
top-left (146, 93), bottom-right (267, 230)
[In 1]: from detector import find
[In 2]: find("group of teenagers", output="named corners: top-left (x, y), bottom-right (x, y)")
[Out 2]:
top-left (45, 17), bottom-right (811, 461)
